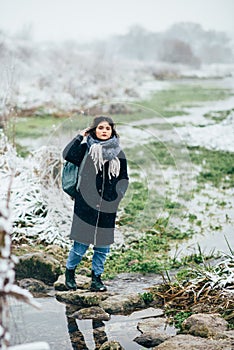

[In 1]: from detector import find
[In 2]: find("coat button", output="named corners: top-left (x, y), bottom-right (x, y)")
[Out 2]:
top-left (96, 204), bottom-right (100, 208)
top-left (98, 189), bottom-right (101, 193)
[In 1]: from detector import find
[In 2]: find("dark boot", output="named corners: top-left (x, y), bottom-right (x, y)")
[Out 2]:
top-left (90, 271), bottom-right (107, 292)
top-left (65, 268), bottom-right (77, 290)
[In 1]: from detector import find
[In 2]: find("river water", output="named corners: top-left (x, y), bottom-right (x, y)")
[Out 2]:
top-left (9, 294), bottom-right (176, 350)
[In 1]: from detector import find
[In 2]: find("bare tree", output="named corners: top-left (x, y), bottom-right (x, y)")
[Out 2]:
top-left (159, 38), bottom-right (200, 67)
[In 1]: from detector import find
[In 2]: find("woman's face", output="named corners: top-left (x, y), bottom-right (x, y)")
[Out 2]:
top-left (95, 121), bottom-right (112, 140)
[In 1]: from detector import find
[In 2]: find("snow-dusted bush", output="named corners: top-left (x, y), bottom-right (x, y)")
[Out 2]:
top-left (189, 252), bottom-right (234, 295)
top-left (0, 152), bottom-right (40, 348)
top-left (0, 131), bottom-right (73, 247)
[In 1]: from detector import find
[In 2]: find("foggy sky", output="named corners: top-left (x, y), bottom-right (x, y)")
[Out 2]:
top-left (0, 0), bottom-right (234, 42)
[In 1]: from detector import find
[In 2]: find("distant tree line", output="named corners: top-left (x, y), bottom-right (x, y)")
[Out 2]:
top-left (93, 22), bottom-right (234, 66)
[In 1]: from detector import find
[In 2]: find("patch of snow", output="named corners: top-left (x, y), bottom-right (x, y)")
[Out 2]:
top-left (182, 63), bottom-right (234, 79)
top-left (177, 109), bottom-right (234, 152)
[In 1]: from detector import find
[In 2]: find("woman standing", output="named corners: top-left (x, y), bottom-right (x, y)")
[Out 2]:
top-left (63, 116), bottom-right (129, 292)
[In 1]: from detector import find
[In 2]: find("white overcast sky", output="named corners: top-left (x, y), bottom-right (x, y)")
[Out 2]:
top-left (0, 0), bottom-right (234, 42)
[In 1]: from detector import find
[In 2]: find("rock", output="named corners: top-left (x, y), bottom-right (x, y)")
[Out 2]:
top-left (71, 306), bottom-right (110, 321)
top-left (222, 330), bottom-right (234, 340)
top-left (77, 267), bottom-right (91, 275)
top-left (54, 274), bottom-right (91, 291)
top-left (45, 244), bottom-right (66, 256)
top-left (53, 275), bottom-right (68, 291)
top-left (100, 293), bottom-right (145, 314)
top-left (18, 278), bottom-right (51, 296)
top-left (134, 317), bottom-right (176, 347)
top-left (128, 307), bottom-right (164, 320)
top-left (15, 252), bottom-right (62, 285)
top-left (154, 334), bottom-right (233, 350)
top-left (182, 313), bottom-right (228, 338)
top-left (55, 290), bottom-right (110, 306)
top-left (99, 340), bottom-right (125, 350)
top-left (45, 245), bottom-right (67, 263)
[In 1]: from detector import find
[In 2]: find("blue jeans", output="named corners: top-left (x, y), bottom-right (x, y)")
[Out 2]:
top-left (66, 241), bottom-right (110, 276)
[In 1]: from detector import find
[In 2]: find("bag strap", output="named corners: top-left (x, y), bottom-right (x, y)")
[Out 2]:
top-left (76, 148), bottom-right (88, 191)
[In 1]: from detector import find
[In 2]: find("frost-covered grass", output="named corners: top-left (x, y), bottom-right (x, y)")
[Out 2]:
top-left (0, 131), bottom-right (73, 247)
top-left (146, 248), bottom-right (234, 330)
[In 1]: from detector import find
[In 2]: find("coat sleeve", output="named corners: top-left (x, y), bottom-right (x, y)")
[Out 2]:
top-left (62, 134), bottom-right (87, 166)
top-left (116, 151), bottom-right (129, 199)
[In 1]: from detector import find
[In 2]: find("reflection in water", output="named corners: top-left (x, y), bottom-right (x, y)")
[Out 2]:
top-left (67, 316), bottom-right (88, 350)
top-left (66, 305), bottom-right (108, 350)
top-left (93, 320), bottom-right (108, 349)
top-left (9, 297), bottom-right (149, 349)
top-left (9, 298), bottom-right (73, 350)
top-left (64, 304), bottom-right (156, 350)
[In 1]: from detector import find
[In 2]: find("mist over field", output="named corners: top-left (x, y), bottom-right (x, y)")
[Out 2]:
top-left (0, 22), bottom-right (233, 116)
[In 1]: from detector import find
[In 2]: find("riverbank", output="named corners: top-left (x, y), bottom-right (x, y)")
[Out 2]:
top-left (9, 250), bottom-right (233, 349)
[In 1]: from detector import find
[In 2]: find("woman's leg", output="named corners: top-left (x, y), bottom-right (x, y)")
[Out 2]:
top-left (65, 241), bottom-right (89, 290)
top-left (66, 241), bottom-right (89, 269)
top-left (91, 246), bottom-right (110, 292)
top-left (92, 246), bottom-right (110, 276)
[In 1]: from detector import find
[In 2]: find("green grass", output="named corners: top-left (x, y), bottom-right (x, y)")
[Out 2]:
top-left (188, 146), bottom-right (234, 188)
top-left (6, 114), bottom-right (90, 139)
top-left (204, 108), bottom-right (234, 123)
top-left (104, 218), bottom-right (194, 277)
top-left (6, 115), bottom-right (62, 138)
top-left (124, 141), bottom-right (180, 169)
top-left (172, 311), bottom-right (193, 331)
top-left (139, 85), bottom-right (232, 114)
top-left (118, 180), bottom-right (167, 230)
top-left (15, 143), bottom-right (31, 157)
top-left (118, 139), bottom-right (190, 230)
top-left (6, 84), bottom-right (232, 144)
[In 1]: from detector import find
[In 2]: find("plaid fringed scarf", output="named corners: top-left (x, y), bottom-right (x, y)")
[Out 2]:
top-left (86, 135), bottom-right (121, 179)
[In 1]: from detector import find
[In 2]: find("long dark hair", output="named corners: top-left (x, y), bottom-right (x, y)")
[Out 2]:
top-left (87, 115), bottom-right (119, 139)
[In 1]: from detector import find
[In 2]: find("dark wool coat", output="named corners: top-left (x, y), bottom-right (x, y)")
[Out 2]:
top-left (63, 134), bottom-right (129, 246)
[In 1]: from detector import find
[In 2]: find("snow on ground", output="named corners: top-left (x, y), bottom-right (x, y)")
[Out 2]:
top-left (170, 181), bottom-right (234, 256)
top-left (182, 63), bottom-right (234, 79)
top-left (131, 79), bottom-right (234, 153)
top-left (172, 92), bottom-right (234, 152)
top-left (177, 112), bottom-right (234, 152)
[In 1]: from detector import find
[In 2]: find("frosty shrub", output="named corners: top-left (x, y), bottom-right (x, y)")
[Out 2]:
top-left (0, 165), bottom-right (40, 348)
top-left (0, 130), bottom-right (73, 247)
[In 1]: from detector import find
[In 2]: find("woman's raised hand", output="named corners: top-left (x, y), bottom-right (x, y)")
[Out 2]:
top-left (80, 128), bottom-right (89, 137)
